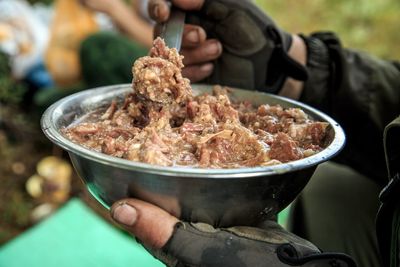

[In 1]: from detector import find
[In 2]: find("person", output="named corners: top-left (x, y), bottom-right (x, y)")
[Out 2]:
top-left (108, 0), bottom-right (400, 266)
top-left (81, 0), bottom-right (154, 48)
top-left (78, 0), bottom-right (154, 87)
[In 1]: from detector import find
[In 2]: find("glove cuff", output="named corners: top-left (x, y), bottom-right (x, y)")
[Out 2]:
top-left (299, 34), bottom-right (332, 112)
top-left (265, 28), bottom-right (308, 94)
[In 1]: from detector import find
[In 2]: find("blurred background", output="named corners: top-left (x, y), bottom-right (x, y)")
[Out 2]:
top-left (256, 0), bottom-right (400, 60)
top-left (0, 0), bottom-right (399, 251)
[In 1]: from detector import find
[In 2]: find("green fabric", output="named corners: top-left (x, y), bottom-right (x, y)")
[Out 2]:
top-left (80, 32), bottom-right (148, 88)
top-left (0, 198), bottom-right (163, 267)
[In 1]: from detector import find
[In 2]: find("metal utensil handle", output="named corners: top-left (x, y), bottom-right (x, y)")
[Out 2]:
top-left (160, 7), bottom-right (186, 51)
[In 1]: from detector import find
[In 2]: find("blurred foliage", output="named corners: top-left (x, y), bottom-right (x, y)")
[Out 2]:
top-left (0, 111), bottom-right (42, 244)
top-left (0, 53), bottom-right (27, 105)
top-left (255, 0), bottom-right (400, 60)
top-left (25, 0), bottom-right (400, 60)
top-left (0, 51), bottom-right (44, 245)
top-left (26, 0), bottom-right (53, 5)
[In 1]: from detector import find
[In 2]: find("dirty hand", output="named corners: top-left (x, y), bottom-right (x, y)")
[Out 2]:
top-left (148, 0), bottom-right (307, 94)
top-left (110, 198), bottom-right (356, 267)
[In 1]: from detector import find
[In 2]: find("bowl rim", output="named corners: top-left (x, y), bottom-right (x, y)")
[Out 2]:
top-left (41, 84), bottom-right (345, 178)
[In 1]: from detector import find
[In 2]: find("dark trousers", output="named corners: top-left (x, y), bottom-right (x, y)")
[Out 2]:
top-left (289, 161), bottom-right (382, 267)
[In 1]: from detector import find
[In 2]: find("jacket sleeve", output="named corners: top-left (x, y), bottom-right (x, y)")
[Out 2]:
top-left (300, 32), bottom-right (400, 184)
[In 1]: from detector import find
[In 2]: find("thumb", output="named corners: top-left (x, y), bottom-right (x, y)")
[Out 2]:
top-left (110, 199), bottom-right (179, 249)
top-left (171, 0), bottom-right (205, 10)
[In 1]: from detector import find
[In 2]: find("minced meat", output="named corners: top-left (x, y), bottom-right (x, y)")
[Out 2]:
top-left (62, 38), bottom-right (329, 168)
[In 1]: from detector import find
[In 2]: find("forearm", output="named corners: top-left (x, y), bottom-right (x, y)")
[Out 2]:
top-left (278, 34), bottom-right (307, 100)
top-left (280, 33), bottom-right (400, 124)
top-left (108, 1), bottom-right (153, 48)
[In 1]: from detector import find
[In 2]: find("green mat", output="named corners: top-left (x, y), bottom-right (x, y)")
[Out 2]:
top-left (0, 199), bottom-right (164, 267)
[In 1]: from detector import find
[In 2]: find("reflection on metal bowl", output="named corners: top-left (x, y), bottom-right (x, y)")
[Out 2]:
top-left (41, 84), bottom-right (345, 227)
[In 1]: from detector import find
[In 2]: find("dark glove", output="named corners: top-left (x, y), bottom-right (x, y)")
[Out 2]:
top-left (185, 0), bottom-right (308, 93)
top-left (145, 220), bottom-right (356, 267)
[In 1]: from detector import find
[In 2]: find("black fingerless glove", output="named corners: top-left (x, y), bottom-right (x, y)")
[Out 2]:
top-left (298, 32), bottom-right (340, 113)
top-left (186, 0), bottom-right (308, 93)
top-left (145, 220), bottom-right (356, 267)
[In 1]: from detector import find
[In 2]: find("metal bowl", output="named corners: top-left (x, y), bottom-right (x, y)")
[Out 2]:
top-left (41, 84), bottom-right (345, 227)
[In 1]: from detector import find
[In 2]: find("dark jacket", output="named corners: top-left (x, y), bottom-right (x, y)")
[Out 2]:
top-left (377, 116), bottom-right (400, 267)
top-left (301, 32), bottom-right (400, 267)
top-left (300, 32), bottom-right (400, 185)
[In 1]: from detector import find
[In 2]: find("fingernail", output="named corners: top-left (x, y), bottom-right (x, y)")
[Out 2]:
top-left (112, 203), bottom-right (137, 226)
top-left (186, 29), bottom-right (199, 44)
top-left (153, 4), bottom-right (159, 18)
top-left (200, 63), bottom-right (214, 73)
top-left (206, 42), bottom-right (221, 56)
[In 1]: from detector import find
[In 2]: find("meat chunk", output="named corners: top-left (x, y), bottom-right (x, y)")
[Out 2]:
top-left (269, 133), bottom-right (303, 162)
top-left (287, 122), bottom-right (329, 145)
top-left (132, 37), bottom-right (192, 104)
top-left (196, 123), bottom-right (270, 168)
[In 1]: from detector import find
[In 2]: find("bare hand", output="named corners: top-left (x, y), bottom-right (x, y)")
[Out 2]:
top-left (111, 198), bottom-right (178, 249)
top-left (109, 199), bottom-right (352, 267)
top-left (148, 0), bottom-right (222, 82)
top-left (81, 0), bottom-right (121, 14)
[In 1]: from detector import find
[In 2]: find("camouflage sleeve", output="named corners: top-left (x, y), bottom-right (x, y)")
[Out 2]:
top-left (299, 32), bottom-right (400, 184)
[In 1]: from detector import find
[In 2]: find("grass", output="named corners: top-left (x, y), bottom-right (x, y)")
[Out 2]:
top-left (255, 0), bottom-right (400, 60)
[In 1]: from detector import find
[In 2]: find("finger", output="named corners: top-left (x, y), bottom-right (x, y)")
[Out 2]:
top-left (181, 40), bottom-right (222, 65)
top-left (110, 199), bottom-right (179, 249)
top-left (182, 24), bottom-right (207, 48)
top-left (171, 0), bottom-right (205, 10)
top-left (182, 63), bottom-right (214, 82)
top-left (148, 0), bottom-right (171, 23)
top-left (154, 24), bottom-right (206, 46)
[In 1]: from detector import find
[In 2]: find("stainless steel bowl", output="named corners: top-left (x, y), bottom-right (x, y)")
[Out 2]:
top-left (41, 84), bottom-right (345, 227)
